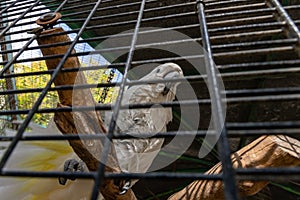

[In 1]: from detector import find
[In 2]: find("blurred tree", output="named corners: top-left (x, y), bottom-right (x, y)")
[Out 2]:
top-left (13, 60), bottom-right (118, 126)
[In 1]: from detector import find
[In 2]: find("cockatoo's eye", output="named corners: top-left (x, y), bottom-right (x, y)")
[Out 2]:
top-left (133, 118), bottom-right (140, 123)
top-left (156, 68), bottom-right (160, 73)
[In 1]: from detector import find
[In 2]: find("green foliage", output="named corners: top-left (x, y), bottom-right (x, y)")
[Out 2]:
top-left (14, 61), bottom-right (57, 126)
top-left (0, 77), bottom-right (6, 111)
top-left (271, 182), bottom-right (300, 196)
top-left (85, 67), bottom-right (119, 104)
top-left (12, 60), bottom-right (118, 126)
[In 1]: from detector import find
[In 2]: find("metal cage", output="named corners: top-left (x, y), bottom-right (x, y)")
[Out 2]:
top-left (0, 0), bottom-right (299, 199)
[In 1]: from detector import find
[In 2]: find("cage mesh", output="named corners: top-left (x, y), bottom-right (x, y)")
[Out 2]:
top-left (0, 0), bottom-right (299, 200)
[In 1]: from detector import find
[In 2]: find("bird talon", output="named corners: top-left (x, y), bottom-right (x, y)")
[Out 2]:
top-left (58, 159), bottom-right (86, 185)
top-left (58, 177), bottom-right (67, 185)
top-left (119, 180), bottom-right (131, 195)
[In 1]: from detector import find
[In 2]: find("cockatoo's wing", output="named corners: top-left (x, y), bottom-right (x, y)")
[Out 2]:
top-left (0, 122), bottom-right (102, 200)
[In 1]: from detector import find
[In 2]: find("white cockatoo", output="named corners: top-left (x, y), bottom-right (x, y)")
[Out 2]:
top-left (109, 62), bottom-right (183, 192)
top-left (0, 63), bottom-right (183, 199)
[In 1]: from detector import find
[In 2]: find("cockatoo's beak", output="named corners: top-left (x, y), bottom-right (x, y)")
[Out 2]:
top-left (160, 63), bottom-right (184, 95)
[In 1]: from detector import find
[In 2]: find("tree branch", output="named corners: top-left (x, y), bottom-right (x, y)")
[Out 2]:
top-left (168, 135), bottom-right (300, 200)
top-left (36, 27), bottom-right (136, 200)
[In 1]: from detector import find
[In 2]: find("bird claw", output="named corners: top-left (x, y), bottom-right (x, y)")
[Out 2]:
top-left (119, 180), bottom-right (131, 195)
top-left (58, 159), bottom-right (86, 185)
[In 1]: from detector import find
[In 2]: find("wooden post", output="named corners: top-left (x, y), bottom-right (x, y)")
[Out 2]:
top-left (36, 27), bottom-right (136, 200)
top-left (168, 135), bottom-right (300, 200)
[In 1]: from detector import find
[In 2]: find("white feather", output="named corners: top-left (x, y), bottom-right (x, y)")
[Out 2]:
top-left (0, 122), bottom-right (103, 200)
top-left (110, 63), bottom-right (183, 187)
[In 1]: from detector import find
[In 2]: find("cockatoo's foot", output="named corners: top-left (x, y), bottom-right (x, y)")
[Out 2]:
top-left (58, 159), bottom-right (87, 185)
top-left (119, 180), bottom-right (131, 195)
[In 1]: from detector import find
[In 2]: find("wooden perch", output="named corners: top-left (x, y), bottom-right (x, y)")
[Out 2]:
top-left (168, 135), bottom-right (300, 200)
top-left (36, 27), bottom-right (136, 200)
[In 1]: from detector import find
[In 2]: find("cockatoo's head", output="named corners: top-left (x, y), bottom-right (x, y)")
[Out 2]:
top-left (112, 63), bottom-right (184, 134)
top-left (138, 62), bottom-right (184, 101)
top-left (121, 62), bottom-right (184, 105)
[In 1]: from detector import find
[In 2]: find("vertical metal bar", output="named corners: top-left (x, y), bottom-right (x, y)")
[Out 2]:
top-left (54, 0), bottom-right (69, 13)
top-left (90, 0), bottom-right (147, 199)
top-left (268, 0), bottom-right (300, 41)
top-left (196, 1), bottom-right (239, 200)
top-left (0, 0), bottom-right (103, 169)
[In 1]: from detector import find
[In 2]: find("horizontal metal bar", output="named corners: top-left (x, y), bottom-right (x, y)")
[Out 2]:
top-left (0, 168), bottom-right (298, 181)
top-left (0, 82), bottom-right (119, 95)
top-left (236, 168), bottom-right (300, 181)
top-left (1, 169), bottom-right (299, 181)
top-left (1, 63), bottom-right (125, 79)
top-left (0, 170), bottom-right (95, 179)
top-left (205, 2), bottom-right (266, 14)
top-left (62, 1), bottom-right (194, 23)
top-left (105, 172), bottom-right (222, 180)
top-left (1, 34), bottom-right (295, 60)
top-left (0, 129), bottom-right (298, 141)
top-left (228, 129), bottom-right (300, 136)
top-left (2, 23), bottom-right (77, 37)
top-left (210, 29), bottom-right (283, 41)
top-left (209, 21), bottom-right (284, 34)
top-left (0, 130), bottom-right (210, 141)
top-left (61, 11), bottom-right (197, 31)
top-left (3, 77), bottom-right (300, 106)
top-left (1, 25), bottom-right (295, 56)
top-left (61, 0), bottom-right (157, 14)
top-left (212, 38), bottom-right (298, 50)
top-left (227, 94), bottom-right (300, 103)
top-left (226, 87), bottom-right (300, 97)
top-left (284, 5), bottom-right (300, 10)
top-left (10, 92), bottom-right (299, 111)
top-left (227, 121), bottom-right (300, 129)
top-left (105, 169), bottom-right (300, 181)
top-left (219, 59), bottom-right (300, 70)
top-left (0, 170), bottom-right (223, 180)
top-left (0, 100), bottom-right (205, 116)
top-left (206, 7), bottom-right (275, 19)
top-left (1, 58), bottom-right (299, 84)
top-left (0, 50), bottom-right (202, 66)
top-left (214, 46), bottom-right (295, 58)
top-left (221, 66), bottom-right (300, 79)
top-left (3, 59), bottom-right (294, 80)
top-left (0, 36), bottom-right (32, 45)
top-left (205, 0), bottom-right (262, 7)
top-left (207, 14), bottom-right (274, 27)
top-left (4, 23), bottom-right (198, 45)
